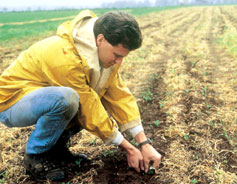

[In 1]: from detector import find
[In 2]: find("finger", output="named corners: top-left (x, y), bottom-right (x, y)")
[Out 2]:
top-left (135, 166), bottom-right (140, 173)
top-left (139, 159), bottom-right (145, 171)
top-left (130, 160), bottom-right (140, 173)
top-left (135, 161), bottom-right (141, 173)
top-left (144, 160), bottom-right (150, 173)
top-left (127, 156), bottom-right (141, 172)
top-left (153, 155), bottom-right (162, 169)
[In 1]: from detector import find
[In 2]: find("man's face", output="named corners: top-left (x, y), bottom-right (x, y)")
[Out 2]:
top-left (96, 34), bottom-right (130, 68)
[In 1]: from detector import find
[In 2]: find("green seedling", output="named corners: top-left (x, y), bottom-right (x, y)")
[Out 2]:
top-left (159, 102), bottom-right (164, 108)
top-left (191, 178), bottom-right (198, 184)
top-left (75, 158), bottom-right (84, 168)
top-left (208, 120), bottom-right (217, 128)
top-left (207, 104), bottom-right (212, 109)
top-left (234, 118), bottom-right (237, 124)
top-left (185, 89), bottom-right (190, 93)
top-left (222, 128), bottom-right (230, 140)
top-left (0, 171), bottom-right (6, 184)
top-left (154, 120), bottom-right (160, 127)
top-left (141, 88), bottom-right (153, 102)
top-left (130, 138), bottom-right (139, 147)
top-left (147, 165), bottom-right (155, 175)
top-left (184, 134), bottom-right (190, 140)
top-left (102, 150), bottom-right (116, 157)
top-left (166, 112), bottom-right (173, 117)
top-left (201, 86), bottom-right (208, 96)
top-left (141, 165), bottom-right (155, 175)
top-left (89, 138), bottom-right (96, 145)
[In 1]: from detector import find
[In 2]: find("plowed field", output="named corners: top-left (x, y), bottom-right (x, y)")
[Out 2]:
top-left (0, 6), bottom-right (237, 184)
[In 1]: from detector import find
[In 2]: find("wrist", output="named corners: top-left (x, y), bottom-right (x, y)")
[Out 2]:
top-left (138, 139), bottom-right (152, 149)
top-left (119, 138), bottom-right (137, 154)
top-left (135, 131), bottom-right (147, 143)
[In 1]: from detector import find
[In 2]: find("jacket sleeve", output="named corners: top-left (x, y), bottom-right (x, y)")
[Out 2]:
top-left (60, 63), bottom-right (119, 143)
top-left (101, 72), bottom-right (142, 133)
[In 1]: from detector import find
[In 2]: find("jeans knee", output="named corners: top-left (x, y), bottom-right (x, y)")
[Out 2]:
top-left (55, 87), bottom-right (79, 120)
top-left (63, 87), bottom-right (79, 112)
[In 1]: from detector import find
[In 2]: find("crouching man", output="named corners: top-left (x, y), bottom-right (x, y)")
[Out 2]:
top-left (0, 10), bottom-right (161, 181)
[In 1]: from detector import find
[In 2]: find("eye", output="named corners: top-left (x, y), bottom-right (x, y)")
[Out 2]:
top-left (114, 53), bottom-right (123, 59)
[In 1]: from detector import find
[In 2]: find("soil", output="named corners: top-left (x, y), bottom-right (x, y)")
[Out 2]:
top-left (0, 5), bottom-right (237, 184)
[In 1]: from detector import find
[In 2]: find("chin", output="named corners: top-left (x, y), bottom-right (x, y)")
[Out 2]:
top-left (104, 64), bottom-right (112, 68)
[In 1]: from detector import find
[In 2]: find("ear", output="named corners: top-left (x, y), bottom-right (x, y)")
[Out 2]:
top-left (96, 34), bottom-right (105, 47)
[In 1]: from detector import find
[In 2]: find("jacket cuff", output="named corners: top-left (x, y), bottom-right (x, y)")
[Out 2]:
top-left (127, 124), bottom-right (144, 137)
top-left (111, 131), bottom-right (124, 145)
top-left (119, 118), bottom-right (141, 132)
top-left (103, 127), bottom-right (119, 144)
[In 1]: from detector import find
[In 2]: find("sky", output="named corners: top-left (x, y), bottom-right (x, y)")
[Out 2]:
top-left (0, 0), bottom-right (152, 10)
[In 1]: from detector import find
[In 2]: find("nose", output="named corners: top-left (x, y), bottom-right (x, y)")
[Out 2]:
top-left (115, 57), bottom-right (123, 65)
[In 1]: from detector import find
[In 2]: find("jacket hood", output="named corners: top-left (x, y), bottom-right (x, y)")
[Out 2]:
top-left (56, 10), bottom-right (116, 94)
top-left (56, 10), bottom-right (96, 47)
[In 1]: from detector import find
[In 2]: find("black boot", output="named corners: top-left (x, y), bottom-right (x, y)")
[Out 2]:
top-left (24, 152), bottom-right (65, 181)
top-left (50, 125), bottom-right (90, 165)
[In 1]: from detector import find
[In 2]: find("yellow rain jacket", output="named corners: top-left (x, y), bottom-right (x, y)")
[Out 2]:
top-left (0, 10), bottom-right (141, 143)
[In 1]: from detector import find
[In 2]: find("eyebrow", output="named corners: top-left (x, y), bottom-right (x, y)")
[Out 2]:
top-left (114, 53), bottom-right (124, 57)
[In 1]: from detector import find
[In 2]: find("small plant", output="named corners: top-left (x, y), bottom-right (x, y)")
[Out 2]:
top-left (206, 103), bottom-right (212, 109)
top-left (171, 68), bottom-right (177, 76)
top-left (166, 112), bottom-right (173, 117)
top-left (154, 120), bottom-right (160, 127)
top-left (75, 158), bottom-right (84, 168)
top-left (0, 171), bottom-right (6, 184)
top-left (208, 120), bottom-right (217, 128)
top-left (192, 151), bottom-right (200, 160)
top-left (148, 73), bottom-right (160, 82)
top-left (147, 165), bottom-right (155, 175)
top-left (201, 86), bottom-right (208, 96)
top-left (234, 118), bottom-right (237, 124)
top-left (191, 178), bottom-right (198, 184)
top-left (215, 170), bottom-right (221, 184)
top-left (149, 138), bottom-right (153, 144)
top-left (130, 138), bottom-right (139, 147)
top-left (222, 128), bottom-right (230, 141)
top-left (191, 61), bottom-right (198, 68)
top-left (167, 91), bottom-right (173, 97)
top-left (159, 101), bottom-right (165, 108)
top-left (141, 88), bottom-right (153, 102)
top-left (185, 89), bottom-right (190, 93)
top-left (89, 138), bottom-right (96, 145)
top-left (184, 134), bottom-right (190, 140)
top-left (102, 150), bottom-right (117, 157)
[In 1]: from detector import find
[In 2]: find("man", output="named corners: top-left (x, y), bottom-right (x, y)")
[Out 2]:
top-left (0, 10), bottom-right (161, 181)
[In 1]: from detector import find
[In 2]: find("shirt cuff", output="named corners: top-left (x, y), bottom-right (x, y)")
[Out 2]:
top-left (111, 131), bottom-right (124, 145)
top-left (127, 124), bottom-right (144, 137)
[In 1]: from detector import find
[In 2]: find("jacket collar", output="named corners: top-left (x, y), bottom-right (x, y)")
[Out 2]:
top-left (72, 11), bottom-right (116, 94)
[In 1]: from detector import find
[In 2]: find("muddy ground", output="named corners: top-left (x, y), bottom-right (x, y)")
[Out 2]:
top-left (0, 6), bottom-right (237, 184)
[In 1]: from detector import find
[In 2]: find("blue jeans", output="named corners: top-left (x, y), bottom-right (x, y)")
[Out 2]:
top-left (0, 87), bottom-right (80, 154)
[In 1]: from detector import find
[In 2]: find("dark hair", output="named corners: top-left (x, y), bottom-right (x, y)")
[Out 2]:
top-left (93, 11), bottom-right (142, 51)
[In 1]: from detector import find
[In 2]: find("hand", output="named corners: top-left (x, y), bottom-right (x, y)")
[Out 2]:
top-left (119, 138), bottom-right (144, 173)
top-left (126, 147), bottom-right (144, 173)
top-left (140, 144), bottom-right (162, 173)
